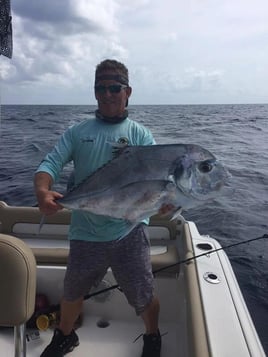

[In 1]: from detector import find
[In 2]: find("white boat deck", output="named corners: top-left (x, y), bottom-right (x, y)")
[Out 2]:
top-left (0, 273), bottom-right (187, 357)
top-left (0, 321), bottom-right (183, 357)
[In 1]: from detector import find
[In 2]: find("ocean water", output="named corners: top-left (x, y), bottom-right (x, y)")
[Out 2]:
top-left (0, 104), bottom-right (268, 353)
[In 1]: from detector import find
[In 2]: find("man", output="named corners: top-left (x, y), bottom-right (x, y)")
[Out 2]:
top-left (35, 59), bottom-right (162, 357)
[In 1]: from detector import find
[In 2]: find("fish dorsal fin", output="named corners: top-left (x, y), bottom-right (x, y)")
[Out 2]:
top-left (64, 145), bottom-right (134, 196)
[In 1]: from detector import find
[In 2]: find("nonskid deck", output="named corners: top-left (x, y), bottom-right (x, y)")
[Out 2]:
top-left (0, 319), bottom-right (184, 357)
top-left (0, 272), bottom-right (187, 357)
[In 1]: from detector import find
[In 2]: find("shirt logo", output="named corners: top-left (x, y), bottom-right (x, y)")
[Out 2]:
top-left (117, 137), bottom-right (129, 145)
top-left (81, 137), bottom-right (95, 143)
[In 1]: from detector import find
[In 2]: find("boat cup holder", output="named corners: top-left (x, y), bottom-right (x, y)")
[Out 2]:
top-left (196, 242), bottom-right (214, 251)
top-left (203, 272), bottom-right (221, 284)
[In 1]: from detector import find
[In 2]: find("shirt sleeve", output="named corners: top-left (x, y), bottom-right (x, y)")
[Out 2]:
top-left (143, 129), bottom-right (156, 145)
top-left (35, 127), bottom-right (74, 183)
top-left (135, 123), bottom-right (156, 146)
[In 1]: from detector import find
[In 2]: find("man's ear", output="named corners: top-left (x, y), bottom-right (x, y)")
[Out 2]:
top-left (94, 90), bottom-right (98, 101)
top-left (126, 86), bottom-right (132, 97)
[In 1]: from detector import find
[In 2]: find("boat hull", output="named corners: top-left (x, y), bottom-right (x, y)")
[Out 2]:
top-left (0, 201), bottom-right (265, 356)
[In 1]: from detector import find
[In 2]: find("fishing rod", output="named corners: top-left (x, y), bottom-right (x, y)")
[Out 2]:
top-left (31, 233), bottom-right (268, 330)
top-left (153, 233), bottom-right (268, 275)
top-left (82, 233), bottom-right (268, 299)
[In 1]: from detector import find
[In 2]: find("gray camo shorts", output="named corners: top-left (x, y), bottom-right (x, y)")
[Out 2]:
top-left (64, 224), bottom-right (154, 315)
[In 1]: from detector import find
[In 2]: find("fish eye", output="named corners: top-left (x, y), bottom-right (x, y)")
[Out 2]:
top-left (198, 161), bottom-right (213, 173)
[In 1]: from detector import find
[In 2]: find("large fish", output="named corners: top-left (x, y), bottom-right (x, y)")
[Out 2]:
top-left (57, 144), bottom-right (230, 222)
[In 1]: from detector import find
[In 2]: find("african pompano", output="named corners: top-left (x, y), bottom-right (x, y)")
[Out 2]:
top-left (57, 144), bottom-right (230, 222)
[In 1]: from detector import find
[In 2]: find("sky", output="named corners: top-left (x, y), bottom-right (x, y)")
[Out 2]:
top-left (1, 0), bottom-right (268, 105)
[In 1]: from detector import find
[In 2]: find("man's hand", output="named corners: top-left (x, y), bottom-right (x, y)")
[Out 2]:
top-left (36, 189), bottom-right (63, 215)
top-left (158, 203), bottom-right (176, 216)
top-left (34, 172), bottom-right (63, 215)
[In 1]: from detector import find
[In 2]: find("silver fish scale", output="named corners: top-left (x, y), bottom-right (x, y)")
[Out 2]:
top-left (61, 144), bottom-right (212, 199)
top-left (57, 143), bottom-right (227, 222)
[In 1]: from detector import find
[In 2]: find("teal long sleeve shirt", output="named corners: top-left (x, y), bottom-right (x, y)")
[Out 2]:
top-left (36, 116), bottom-right (155, 241)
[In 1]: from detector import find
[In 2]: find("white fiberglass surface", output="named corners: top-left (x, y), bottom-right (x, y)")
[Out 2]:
top-left (0, 271), bottom-right (187, 357)
top-left (0, 319), bottom-right (184, 357)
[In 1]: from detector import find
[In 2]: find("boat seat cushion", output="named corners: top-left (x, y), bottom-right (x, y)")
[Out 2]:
top-left (0, 234), bottom-right (36, 326)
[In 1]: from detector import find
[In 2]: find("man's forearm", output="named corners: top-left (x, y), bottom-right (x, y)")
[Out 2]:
top-left (34, 172), bottom-right (63, 214)
top-left (34, 172), bottom-right (53, 194)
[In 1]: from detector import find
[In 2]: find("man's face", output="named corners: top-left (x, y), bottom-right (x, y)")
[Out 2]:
top-left (95, 72), bottom-right (132, 117)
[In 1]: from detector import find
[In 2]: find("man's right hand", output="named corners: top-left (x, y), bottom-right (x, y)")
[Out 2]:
top-left (36, 189), bottom-right (63, 215)
top-left (34, 172), bottom-right (63, 215)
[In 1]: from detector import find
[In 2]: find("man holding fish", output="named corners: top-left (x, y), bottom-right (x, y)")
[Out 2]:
top-left (35, 59), bottom-right (163, 357)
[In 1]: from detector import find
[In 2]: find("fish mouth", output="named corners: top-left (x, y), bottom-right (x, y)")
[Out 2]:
top-left (176, 170), bottom-right (232, 201)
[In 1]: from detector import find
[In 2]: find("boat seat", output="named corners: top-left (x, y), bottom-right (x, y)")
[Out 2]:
top-left (0, 234), bottom-right (36, 357)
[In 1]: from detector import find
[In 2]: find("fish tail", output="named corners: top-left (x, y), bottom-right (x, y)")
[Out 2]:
top-left (38, 215), bottom-right (46, 234)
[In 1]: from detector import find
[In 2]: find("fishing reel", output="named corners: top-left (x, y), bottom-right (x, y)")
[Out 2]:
top-left (27, 293), bottom-right (83, 331)
top-left (35, 312), bottom-right (59, 331)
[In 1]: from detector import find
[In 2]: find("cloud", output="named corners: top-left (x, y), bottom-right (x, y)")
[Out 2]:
top-left (12, 0), bottom-right (113, 34)
top-left (2, 0), bottom-right (268, 104)
top-left (5, 0), bottom-right (128, 89)
top-left (182, 68), bottom-right (224, 92)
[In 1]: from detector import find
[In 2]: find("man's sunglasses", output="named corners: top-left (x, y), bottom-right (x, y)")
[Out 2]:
top-left (94, 84), bottom-right (128, 94)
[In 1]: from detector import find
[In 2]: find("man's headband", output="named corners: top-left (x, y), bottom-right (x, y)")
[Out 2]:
top-left (95, 74), bottom-right (129, 86)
